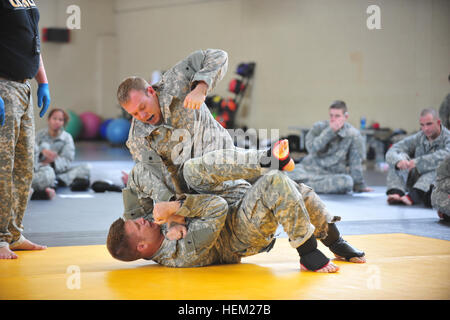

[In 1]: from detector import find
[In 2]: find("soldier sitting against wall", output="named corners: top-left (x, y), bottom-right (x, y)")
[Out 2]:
top-left (386, 108), bottom-right (450, 206)
top-left (287, 100), bottom-right (373, 194)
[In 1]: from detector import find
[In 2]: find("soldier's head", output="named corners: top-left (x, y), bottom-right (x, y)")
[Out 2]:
top-left (329, 100), bottom-right (349, 123)
top-left (47, 108), bottom-right (69, 132)
top-left (117, 76), bottom-right (163, 126)
top-left (419, 108), bottom-right (441, 140)
top-left (107, 217), bottom-right (163, 261)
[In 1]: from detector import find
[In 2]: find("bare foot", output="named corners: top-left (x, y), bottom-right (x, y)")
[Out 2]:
top-left (0, 246), bottom-right (18, 259)
top-left (334, 254), bottom-right (366, 263)
top-left (300, 261), bottom-right (340, 273)
top-left (45, 187), bottom-right (56, 200)
top-left (400, 195), bottom-right (413, 206)
top-left (10, 239), bottom-right (47, 251)
top-left (387, 194), bottom-right (402, 204)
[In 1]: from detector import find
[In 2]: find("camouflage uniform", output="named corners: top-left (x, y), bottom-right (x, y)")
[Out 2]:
top-left (136, 148), bottom-right (336, 268)
top-left (431, 155), bottom-right (450, 215)
top-left (182, 148), bottom-right (338, 239)
top-left (439, 93), bottom-right (450, 129)
top-left (125, 49), bottom-right (242, 204)
top-left (0, 80), bottom-right (34, 248)
top-left (287, 121), bottom-right (368, 193)
top-left (149, 171), bottom-right (315, 268)
top-left (385, 126), bottom-right (450, 194)
top-left (32, 128), bottom-right (90, 190)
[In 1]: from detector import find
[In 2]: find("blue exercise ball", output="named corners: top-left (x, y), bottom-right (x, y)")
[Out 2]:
top-left (106, 118), bottom-right (131, 145)
top-left (100, 118), bottom-right (113, 140)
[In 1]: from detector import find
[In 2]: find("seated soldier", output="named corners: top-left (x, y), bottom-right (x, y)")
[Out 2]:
top-left (431, 155), bottom-right (450, 221)
top-left (287, 100), bottom-right (372, 194)
top-left (386, 108), bottom-right (450, 206)
top-left (107, 145), bottom-right (365, 273)
top-left (31, 108), bottom-right (91, 200)
top-left (438, 74), bottom-right (449, 130)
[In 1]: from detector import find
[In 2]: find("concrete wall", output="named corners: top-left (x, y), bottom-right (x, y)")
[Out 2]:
top-left (35, 0), bottom-right (450, 135)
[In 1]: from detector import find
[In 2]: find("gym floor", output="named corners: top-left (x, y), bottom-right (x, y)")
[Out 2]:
top-left (1, 141), bottom-right (449, 300)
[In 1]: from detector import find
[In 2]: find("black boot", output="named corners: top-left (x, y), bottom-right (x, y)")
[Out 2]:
top-left (70, 177), bottom-right (90, 191)
top-left (321, 223), bottom-right (365, 261)
top-left (297, 235), bottom-right (330, 271)
top-left (91, 180), bottom-right (122, 193)
top-left (30, 190), bottom-right (51, 200)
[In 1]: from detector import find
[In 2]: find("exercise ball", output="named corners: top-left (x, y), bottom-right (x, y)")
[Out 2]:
top-left (106, 118), bottom-right (131, 145)
top-left (100, 118), bottom-right (113, 140)
top-left (65, 110), bottom-right (82, 140)
top-left (80, 112), bottom-right (102, 139)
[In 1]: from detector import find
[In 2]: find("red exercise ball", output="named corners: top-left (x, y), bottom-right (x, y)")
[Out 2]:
top-left (79, 111), bottom-right (102, 139)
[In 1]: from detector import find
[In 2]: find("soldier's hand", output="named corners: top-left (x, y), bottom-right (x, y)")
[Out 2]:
top-left (407, 159), bottom-right (416, 170)
top-left (166, 224), bottom-right (187, 241)
top-left (153, 201), bottom-right (181, 225)
top-left (167, 214), bottom-right (185, 226)
top-left (37, 83), bottom-right (51, 118)
top-left (330, 118), bottom-right (345, 132)
top-left (0, 96), bottom-right (5, 126)
top-left (183, 81), bottom-right (208, 110)
top-left (121, 170), bottom-right (129, 186)
top-left (396, 160), bottom-right (410, 170)
top-left (42, 149), bottom-right (57, 162)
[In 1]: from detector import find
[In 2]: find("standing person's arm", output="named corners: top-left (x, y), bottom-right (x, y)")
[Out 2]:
top-left (35, 54), bottom-right (50, 118)
top-left (0, 95), bottom-right (4, 126)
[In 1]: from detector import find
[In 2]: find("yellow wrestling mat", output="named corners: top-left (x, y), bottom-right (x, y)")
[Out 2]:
top-left (0, 233), bottom-right (449, 300)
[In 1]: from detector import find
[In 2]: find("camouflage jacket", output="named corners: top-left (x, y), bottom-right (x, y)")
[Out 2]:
top-left (126, 49), bottom-right (233, 198)
top-left (148, 193), bottom-right (239, 267)
top-left (386, 126), bottom-right (450, 174)
top-left (439, 93), bottom-right (450, 129)
top-left (300, 121), bottom-right (367, 189)
top-left (435, 155), bottom-right (450, 188)
top-left (148, 168), bottom-right (259, 267)
top-left (35, 128), bottom-right (75, 173)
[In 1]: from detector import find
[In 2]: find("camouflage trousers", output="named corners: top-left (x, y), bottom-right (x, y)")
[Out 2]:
top-left (287, 165), bottom-right (354, 194)
top-left (231, 171), bottom-right (316, 254)
top-left (183, 148), bottom-right (336, 241)
top-left (32, 163), bottom-right (91, 191)
top-left (0, 80), bottom-right (34, 248)
top-left (386, 166), bottom-right (435, 194)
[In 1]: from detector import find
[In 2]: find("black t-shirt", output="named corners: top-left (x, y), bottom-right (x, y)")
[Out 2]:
top-left (0, 0), bottom-right (41, 80)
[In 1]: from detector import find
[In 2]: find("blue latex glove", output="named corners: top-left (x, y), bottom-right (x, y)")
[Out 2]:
top-left (37, 83), bottom-right (50, 118)
top-left (0, 96), bottom-right (4, 126)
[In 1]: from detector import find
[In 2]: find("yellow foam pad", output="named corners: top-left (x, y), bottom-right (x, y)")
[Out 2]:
top-left (0, 233), bottom-right (449, 299)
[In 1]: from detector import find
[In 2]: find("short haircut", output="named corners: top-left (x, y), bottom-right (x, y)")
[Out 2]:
top-left (48, 108), bottom-right (69, 126)
top-left (106, 218), bottom-right (141, 262)
top-left (329, 100), bottom-right (348, 114)
top-left (420, 108), bottom-right (438, 120)
top-left (117, 76), bottom-right (149, 105)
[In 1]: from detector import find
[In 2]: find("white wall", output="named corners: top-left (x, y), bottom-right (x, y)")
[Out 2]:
top-left (34, 0), bottom-right (118, 130)
top-left (35, 0), bottom-right (450, 135)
